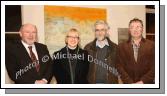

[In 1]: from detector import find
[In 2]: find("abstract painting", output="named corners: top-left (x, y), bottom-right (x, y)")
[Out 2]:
top-left (44, 6), bottom-right (106, 54)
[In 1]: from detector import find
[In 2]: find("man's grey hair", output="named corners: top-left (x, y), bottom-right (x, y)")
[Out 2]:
top-left (94, 20), bottom-right (110, 31)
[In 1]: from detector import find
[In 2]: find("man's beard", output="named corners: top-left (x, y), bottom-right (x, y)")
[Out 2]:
top-left (97, 36), bottom-right (106, 41)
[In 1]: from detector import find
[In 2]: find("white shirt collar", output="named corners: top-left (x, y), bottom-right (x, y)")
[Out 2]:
top-left (21, 40), bottom-right (35, 48)
top-left (96, 39), bottom-right (109, 48)
top-left (21, 40), bottom-right (38, 60)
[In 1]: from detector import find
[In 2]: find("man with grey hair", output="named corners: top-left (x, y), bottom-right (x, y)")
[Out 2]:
top-left (84, 20), bottom-right (118, 84)
top-left (5, 23), bottom-right (53, 84)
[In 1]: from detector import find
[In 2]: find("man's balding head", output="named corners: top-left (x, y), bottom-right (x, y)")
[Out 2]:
top-left (19, 23), bottom-right (38, 45)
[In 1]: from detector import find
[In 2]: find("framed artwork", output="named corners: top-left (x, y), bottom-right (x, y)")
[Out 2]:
top-left (44, 6), bottom-right (106, 54)
top-left (118, 28), bottom-right (129, 44)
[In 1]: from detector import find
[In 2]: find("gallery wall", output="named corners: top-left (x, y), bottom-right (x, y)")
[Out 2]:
top-left (5, 5), bottom-right (145, 84)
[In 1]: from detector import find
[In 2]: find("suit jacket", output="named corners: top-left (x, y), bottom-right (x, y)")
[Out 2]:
top-left (5, 40), bottom-right (53, 84)
top-left (53, 46), bottom-right (89, 84)
top-left (84, 37), bottom-right (118, 84)
top-left (116, 38), bottom-right (155, 84)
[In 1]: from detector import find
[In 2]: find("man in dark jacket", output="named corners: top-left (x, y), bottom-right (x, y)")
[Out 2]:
top-left (116, 18), bottom-right (155, 84)
top-left (5, 24), bottom-right (53, 84)
top-left (84, 20), bottom-right (118, 84)
top-left (53, 28), bottom-right (89, 84)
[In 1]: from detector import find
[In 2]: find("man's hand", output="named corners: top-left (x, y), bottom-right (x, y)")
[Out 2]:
top-left (35, 79), bottom-right (47, 84)
top-left (133, 80), bottom-right (144, 84)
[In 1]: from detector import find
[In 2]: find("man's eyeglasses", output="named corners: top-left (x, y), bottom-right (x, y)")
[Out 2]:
top-left (95, 29), bottom-right (106, 32)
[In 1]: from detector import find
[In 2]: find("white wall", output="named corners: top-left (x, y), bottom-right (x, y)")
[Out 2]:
top-left (5, 5), bottom-right (146, 84)
top-left (22, 5), bottom-right (45, 44)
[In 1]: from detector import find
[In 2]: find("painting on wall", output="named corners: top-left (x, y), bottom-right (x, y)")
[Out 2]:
top-left (44, 6), bottom-right (106, 54)
top-left (118, 28), bottom-right (129, 44)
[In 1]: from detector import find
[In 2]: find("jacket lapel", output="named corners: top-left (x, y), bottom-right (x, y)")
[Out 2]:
top-left (136, 40), bottom-right (145, 64)
top-left (18, 41), bottom-right (32, 63)
top-left (34, 43), bottom-right (43, 74)
top-left (18, 41), bottom-right (39, 75)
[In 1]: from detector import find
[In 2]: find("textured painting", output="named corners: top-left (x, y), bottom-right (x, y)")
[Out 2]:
top-left (44, 6), bottom-right (106, 54)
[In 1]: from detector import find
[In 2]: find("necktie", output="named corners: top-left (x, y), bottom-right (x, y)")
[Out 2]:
top-left (133, 44), bottom-right (139, 62)
top-left (28, 46), bottom-right (40, 72)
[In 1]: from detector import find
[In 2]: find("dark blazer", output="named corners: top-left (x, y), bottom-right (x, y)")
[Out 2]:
top-left (5, 40), bottom-right (53, 84)
top-left (53, 46), bottom-right (89, 84)
top-left (116, 38), bottom-right (155, 84)
top-left (84, 37), bottom-right (118, 84)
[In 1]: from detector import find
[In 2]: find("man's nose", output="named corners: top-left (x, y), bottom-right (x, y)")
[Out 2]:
top-left (99, 31), bottom-right (104, 35)
top-left (29, 33), bottom-right (33, 37)
top-left (70, 38), bottom-right (75, 41)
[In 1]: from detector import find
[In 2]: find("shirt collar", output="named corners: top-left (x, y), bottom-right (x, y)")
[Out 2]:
top-left (21, 40), bottom-right (35, 48)
top-left (131, 39), bottom-right (140, 47)
top-left (96, 39), bottom-right (109, 48)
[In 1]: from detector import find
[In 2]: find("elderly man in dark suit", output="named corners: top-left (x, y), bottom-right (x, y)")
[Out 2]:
top-left (116, 18), bottom-right (155, 84)
top-left (5, 24), bottom-right (53, 84)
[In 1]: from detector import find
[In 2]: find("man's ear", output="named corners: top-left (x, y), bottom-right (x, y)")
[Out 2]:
top-left (36, 35), bottom-right (38, 42)
top-left (19, 31), bottom-right (22, 37)
top-left (128, 29), bottom-right (131, 34)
